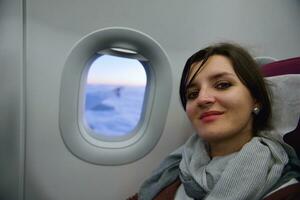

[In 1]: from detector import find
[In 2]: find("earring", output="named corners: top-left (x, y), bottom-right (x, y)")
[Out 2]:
top-left (253, 107), bottom-right (260, 115)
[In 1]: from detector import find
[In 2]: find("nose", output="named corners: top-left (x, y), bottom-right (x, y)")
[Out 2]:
top-left (195, 89), bottom-right (215, 107)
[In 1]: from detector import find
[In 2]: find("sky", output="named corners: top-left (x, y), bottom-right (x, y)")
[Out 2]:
top-left (87, 55), bottom-right (147, 86)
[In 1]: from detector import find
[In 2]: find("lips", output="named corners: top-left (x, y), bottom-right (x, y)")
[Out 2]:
top-left (200, 111), bottom-right (224, 120)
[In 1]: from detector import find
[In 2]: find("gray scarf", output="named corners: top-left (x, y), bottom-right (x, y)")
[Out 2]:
top-left (139, 133), bottom-right (292, 200)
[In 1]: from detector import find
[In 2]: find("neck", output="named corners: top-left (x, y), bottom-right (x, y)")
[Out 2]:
top-left (208, 133), bottom-right (253, 158)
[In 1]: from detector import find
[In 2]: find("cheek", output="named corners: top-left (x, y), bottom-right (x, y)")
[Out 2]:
top-left (218, 90), bottom-right (254, 109)
top-left (185, 103), bottom-right (196, 119)
top-left (225, 94), bottom-right (255, 118)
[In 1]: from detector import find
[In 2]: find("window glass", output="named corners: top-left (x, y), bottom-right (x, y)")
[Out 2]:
top-left (84, 55), bottom-right (147, 140)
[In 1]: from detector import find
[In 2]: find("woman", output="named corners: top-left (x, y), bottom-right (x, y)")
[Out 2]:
top-left (128, 43), bottom-right (300, 200)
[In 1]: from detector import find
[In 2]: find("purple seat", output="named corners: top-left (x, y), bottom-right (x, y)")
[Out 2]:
top-left (261, 57), bottom-right (300, 158)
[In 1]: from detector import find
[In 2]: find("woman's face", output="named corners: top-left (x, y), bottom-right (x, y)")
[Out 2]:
top-left (185, 55), bottom-right (257, 145)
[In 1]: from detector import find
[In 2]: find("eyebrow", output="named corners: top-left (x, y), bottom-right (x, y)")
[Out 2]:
top-left (187, 72), bottom-right (236, 89)
top-left (209, 72), bottom-right (235, 80)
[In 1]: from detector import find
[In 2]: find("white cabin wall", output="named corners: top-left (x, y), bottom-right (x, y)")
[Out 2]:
top-left (0, 0), bottom-right (299, 200)
top-left (0, 0), bottom-right (24, 200)
top-left (25, 1), bottom-right (300, 200)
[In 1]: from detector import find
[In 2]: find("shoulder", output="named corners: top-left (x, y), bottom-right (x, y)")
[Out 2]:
top-left (126, 179), bottom-right (181, 200)
top-left (126, 193), bottom-right (138, 200)
top-left (263, 181), bottom-right (300, 200)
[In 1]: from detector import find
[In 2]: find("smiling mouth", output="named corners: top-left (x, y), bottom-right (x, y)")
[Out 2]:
top-left (200, 111), bottom-right (224, 119)
top-left (200, 111), bottom-right (224, 122)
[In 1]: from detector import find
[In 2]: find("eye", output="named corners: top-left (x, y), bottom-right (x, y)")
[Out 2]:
top-left (215, 81), bottom-right (232, 90)
top-left (186, 89), bottom-right (199, 100)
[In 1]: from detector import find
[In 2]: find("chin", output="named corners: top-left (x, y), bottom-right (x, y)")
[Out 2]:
top-left (197, 130), bottom-right (227, 142)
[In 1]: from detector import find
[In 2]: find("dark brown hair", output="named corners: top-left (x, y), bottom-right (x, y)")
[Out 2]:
top-left (179, 42), bottom-right (272, 134)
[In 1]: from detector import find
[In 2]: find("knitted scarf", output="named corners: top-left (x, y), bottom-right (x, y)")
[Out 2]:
top-left (138, 133), bottom-right (291, 200)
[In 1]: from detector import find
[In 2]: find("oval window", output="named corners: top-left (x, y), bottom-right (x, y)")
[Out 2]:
top-left (60, 27), bottom-right (172, 165)
top-left (83, 54), bottom-right (147, 141)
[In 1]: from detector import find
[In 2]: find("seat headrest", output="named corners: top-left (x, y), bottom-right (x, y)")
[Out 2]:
top-left (262, 57), bottom-right (300, 76)
top-left (260, 57), bottom-right (300, 157)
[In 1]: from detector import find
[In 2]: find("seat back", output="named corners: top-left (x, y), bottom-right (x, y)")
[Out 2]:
top-left (261, 57), bottom-right (300, 158)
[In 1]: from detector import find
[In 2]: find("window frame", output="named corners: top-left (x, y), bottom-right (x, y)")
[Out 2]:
top-left (59, 27), bottom-right (172, 165)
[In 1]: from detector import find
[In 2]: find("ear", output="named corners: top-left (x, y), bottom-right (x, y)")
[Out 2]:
top-left (253, 99), bottom-right (261, 108)
top-left (252, 100), bottom-right (261, 115)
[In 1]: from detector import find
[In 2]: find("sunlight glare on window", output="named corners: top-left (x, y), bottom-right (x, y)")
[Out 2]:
top-left (84, 54), bottom-right (147, 139)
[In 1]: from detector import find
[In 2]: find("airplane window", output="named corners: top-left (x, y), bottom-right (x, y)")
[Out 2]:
top-left (83, 55), bottom-right (147, 141)
top-left (60, 27), bottom-right (172, 165)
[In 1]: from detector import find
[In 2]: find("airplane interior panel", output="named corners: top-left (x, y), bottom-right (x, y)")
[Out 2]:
top-left (0, 0), bottom-right (300, 199)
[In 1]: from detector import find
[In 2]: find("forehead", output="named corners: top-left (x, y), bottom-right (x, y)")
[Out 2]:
top-left (188, 55), bottom-right (237, 81)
